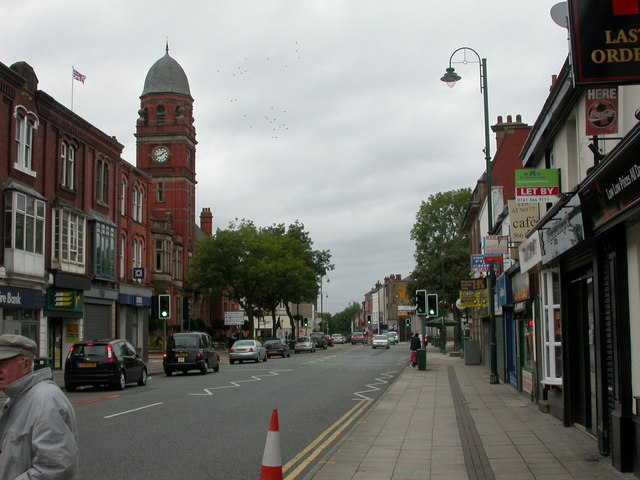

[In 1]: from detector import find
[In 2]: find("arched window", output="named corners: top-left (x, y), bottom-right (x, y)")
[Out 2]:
top-left (157, 105), bottom-right (165, 125)
top-left (14, 106), bottom-right (39, 174)
top-left (61, 140), bottom-right (76, 190)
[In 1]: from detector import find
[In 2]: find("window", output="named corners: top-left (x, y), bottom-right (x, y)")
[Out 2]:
top-left (120, 179), bottom-right (127, 216)
top-left (4, 191), bottom-right (45, 254)
top-left (157, 105), bottom-right (165, 125)
top-left (155, 239), bottom-right (170, 273)
top-left (157, 182), bottom-right (164, 203)
top-left (96, 158), bottom-right (109, 204)
top-left (52, 208), bottom-right (85, 271)
top-left (541, 269), bottom-right (562, 385)
top-left (133, 238), bottom-right (144, 283)
top-left (173, 247), bottom-right (183, 280)
top-left (133, 186), bottom-right (143, 222)
top-left (93, 222), bottom-right (115, 279)
top-left (119, 235), bottom-right (126, 279)
top-left (61, 141), bottom-right (75, 189)
top-left (14, 107), bottom-right (38, 174)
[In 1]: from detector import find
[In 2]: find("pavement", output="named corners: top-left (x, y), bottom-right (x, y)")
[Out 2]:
top-left (43, 347), bottom-right (636, 480)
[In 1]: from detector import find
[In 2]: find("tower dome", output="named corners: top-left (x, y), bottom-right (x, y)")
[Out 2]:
top-left (141, 47), bottom-right (191, 98)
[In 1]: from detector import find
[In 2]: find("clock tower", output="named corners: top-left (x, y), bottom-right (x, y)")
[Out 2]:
top-left (136, 45), bottom-right (198, 324)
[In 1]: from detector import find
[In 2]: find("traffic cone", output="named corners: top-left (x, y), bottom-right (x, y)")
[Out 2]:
top-left (260, 409), bottom-right (283, 480)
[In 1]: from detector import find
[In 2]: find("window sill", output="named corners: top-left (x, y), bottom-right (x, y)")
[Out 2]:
top-left (14, 163), bottom-right (37, 178)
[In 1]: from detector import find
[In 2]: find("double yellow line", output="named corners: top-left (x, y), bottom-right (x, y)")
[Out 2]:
top-left (283, 399), bottom-right (371, 479)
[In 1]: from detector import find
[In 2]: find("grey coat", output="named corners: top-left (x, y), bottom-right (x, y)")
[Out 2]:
top-left (0, 367), bottom-right (78, 479)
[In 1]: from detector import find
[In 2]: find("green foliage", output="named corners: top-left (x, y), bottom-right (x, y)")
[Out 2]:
top-left (410, 189), bottom-right (472, 308)
top-left (189, 219), bottom-right (333, 337)
top-left (329, 302), bottom-right (361, 334)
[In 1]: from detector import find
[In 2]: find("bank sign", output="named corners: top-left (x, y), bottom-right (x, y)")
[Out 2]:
top-left (515, 169), bottom-right (560, 203)
top-left (568, 0), bottom-right (640, 84)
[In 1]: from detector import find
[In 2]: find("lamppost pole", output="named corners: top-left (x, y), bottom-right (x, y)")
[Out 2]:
top-left (441, 47), bottom-right (499, 384)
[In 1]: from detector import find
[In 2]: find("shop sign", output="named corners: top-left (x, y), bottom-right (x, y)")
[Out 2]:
top-left (46, 289), bottom-right (83, 313)
top-left (484, 235), bottom-right (509, 255)
top-left (586, 87), bottom-right (618, 135)
top-left (512, 272), bottom-right (531, 302)
top-left (459, 289), bottom-right (487, 308)
top-left (580, 147), bottom-right (640, 230)
top-left (540, 195), bottom-right (585, 264)
top-left (508, 200), bottom-right (540, 243)
top-left (460, 278), bottom-right (487, 291)
top-left (568, 0), bottom-right (640, 85)
top-left (515, 169), bottom-right (560, 203)
top-left (398, 305), bottom-right (415, 317)
top-left (224, 311), bottom-right (245, 326)
top-left (519, 231), bottom-right (542, 273)
top-left (471, 254), bottom-right (489, 272)
top-left (66, 324), bottom-right (79, 343)
top-left (132, 267), bottom-right (145, 280)
top-left (0, 288), bottom-right (45, 308)
top-left (496, 274), bottom-right (513, 307)
top-left (522, 369), bottom-right (533, 395)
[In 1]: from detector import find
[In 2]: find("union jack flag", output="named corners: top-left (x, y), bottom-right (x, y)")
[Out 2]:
top-left (72, 68), bottom-right (86, 83)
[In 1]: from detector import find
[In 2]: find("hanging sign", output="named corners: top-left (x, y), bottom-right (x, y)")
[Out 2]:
top-left (585, 87), bottom-right (618, 135)
top-left (515, 169), bottom-right (561, 203)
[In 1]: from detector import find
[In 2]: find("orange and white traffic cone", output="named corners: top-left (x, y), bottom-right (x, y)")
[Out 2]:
top-left (260, 409), bottom-right (283, 480)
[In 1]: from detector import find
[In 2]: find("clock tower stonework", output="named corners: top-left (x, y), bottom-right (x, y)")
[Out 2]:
top-left (136, 46), bottom-right (198, 322)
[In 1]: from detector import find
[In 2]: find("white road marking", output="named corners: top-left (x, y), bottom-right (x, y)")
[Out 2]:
top-left (352, 371), bottom-right (398, 401)
top-left (189, 369), bottom-right (293, 396)
top-left (104, 402), bottom-right (164, 419)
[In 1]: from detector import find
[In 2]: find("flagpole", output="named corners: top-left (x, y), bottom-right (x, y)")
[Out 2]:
top-left (71, 66), bottom-right (74, 112)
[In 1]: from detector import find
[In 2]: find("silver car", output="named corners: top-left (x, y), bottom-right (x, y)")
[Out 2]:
top-left (294, 336), bottom-right (316, 353)
top-left (229, 339), bottom-right (267, 364)
top-left (372, 334), bottom-right (390, 349)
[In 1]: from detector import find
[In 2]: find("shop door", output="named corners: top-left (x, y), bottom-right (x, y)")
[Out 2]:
top-left (48, 318), bottom-right (63, 370)
top-left (568, 269), bottom-right (597, 435)
top-left (505, 310), bottom-right (518, 388)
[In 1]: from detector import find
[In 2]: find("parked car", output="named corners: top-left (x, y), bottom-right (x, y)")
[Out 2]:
top-left (386, 332), bottom-right (397, 345)
top-left (350, 332), bottom-right (366, 344)
top-left (294, 336), bottom-right (316, 353)
top-left (324, 335), bottom-right (334, 347)
top-left (163, 332), bottom-right (220, 376)
top-left (229, 339), bottom-right (267, 364)
top-left (264, 338), bottom-right (291, 358)
top-left (372, 334), bottom-right (390, 349)
top-left (310, 332), bottom-right (328, 349)
top-left (331, 333), bottom-right (345, 344)
top-left (389, 331), bottom-right (400, 344)
top-left (64, 339), bottom-right (147, 391)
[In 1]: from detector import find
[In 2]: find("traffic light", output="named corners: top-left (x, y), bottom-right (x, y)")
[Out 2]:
top-left (367, 315), bottom-right (372, 325)
top-left (303, 318), bottom-right (308, 327)
top-left (427, 293), bottom-right (438, 317)
top-left (416, 290), bottom-right (426, 315)
top-left (158, 294), bottom-right (171, 319)
top-left (405, 318), bottom-right (411, 327)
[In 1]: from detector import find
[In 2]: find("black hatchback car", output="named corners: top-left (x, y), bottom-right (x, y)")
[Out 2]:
top-left (263, 338), bottom-right (291, 358)
top-left (163, 332), bottom-right (220, 376)
top-left (64, 339), bottom-right (147, 391)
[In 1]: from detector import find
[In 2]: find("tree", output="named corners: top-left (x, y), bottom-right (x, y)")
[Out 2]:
top-left (189, 219), bottom-right (333, 339)
top-left (329, 302), bottom-right (361, 334)
top-left (410, 189), bottom-right (471, 312)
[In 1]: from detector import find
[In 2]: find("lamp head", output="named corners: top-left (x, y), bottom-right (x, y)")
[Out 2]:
top-left (440, 67), bottom-right (461, 88)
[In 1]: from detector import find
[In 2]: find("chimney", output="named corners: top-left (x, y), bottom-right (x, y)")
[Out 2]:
top-left (200, 207), bottom-right (213, 236)
top-left (550, 74), bottom-right (558, 91)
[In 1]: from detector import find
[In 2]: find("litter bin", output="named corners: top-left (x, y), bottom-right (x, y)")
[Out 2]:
top-left (417, 349), bottom-right (427, 371)
top-left (33, 357), bottom-right (52, 370)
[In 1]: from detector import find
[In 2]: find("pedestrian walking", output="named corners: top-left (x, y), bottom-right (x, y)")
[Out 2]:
top-left (0, 334), bottom-right (79, 479)
top-left (409, 333), bottom-right (421, 367)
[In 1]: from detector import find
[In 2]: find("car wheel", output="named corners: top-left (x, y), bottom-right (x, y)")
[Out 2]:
top-left (267, 354), bottom-right (271, 359)
top-left (213, 361), bottom-right (220, 373)
top-left (230, 359), bottom-right (235, 365)
top-left (114, 370), bottom-right (126, 390)
top-left (295, 350), bottom-right (299, 354)
top-left (386, 346), bottom-right (390, 349)
top-left (200, 361), bottom-right (208, 375)
top-left (263, 355), bottom-right (267, 362)
top-left (138, 368), bottom-right (148, 386)
top-left (164, 368), bottom-right (173, 376)
top-left (255, 357), bottom-right (260, 363)
top-left (65, 383), bottom-right (77, 392)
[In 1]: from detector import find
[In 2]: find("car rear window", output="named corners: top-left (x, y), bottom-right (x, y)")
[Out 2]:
top-left (297, 337), bottom-right (310, 342)
top-left (71, 344), bottom-right (107, 357)
top-left (172, 335), bottom-right (198, 348)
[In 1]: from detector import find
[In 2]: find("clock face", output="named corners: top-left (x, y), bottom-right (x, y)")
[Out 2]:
top-left (152, 146), bottom-right (170, 163)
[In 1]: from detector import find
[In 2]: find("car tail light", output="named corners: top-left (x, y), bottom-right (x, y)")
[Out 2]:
top-left (106, 344), bottom-right (114, 362)
top-left (230, 348), bottom-right (235, 353)
top-left (162, 352), bottom-right (167, 360)
top-left (65, 346), bottom-right (74, 365)
top-left (249, 348), bottom-right (254, 352)
top-left (196, 351), bottom-right (202, 360)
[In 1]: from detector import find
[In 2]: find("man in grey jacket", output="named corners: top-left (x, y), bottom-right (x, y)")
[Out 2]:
top-left (0, 334), bottom-right (78, 479)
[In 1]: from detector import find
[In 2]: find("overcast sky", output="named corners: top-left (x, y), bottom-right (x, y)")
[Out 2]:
top-left (4, 1), bottom-right (568, 313)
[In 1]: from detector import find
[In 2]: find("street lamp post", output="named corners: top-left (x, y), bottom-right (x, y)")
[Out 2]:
top-left (441, 46), bottom-right (499, 384)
